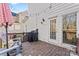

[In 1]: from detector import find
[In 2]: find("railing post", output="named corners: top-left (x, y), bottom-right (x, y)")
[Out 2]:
top-left (16, 45), bottom-right (20, 55)
top-left (16, 41), bottom-right (21, 55)
top-left (76, 37), bottom-right (79, 55)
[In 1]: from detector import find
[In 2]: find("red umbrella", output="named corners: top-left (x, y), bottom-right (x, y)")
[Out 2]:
top-left (0, 3), bottom-right (13, 26)
top-left (0, 3), bottom-right (13, 55)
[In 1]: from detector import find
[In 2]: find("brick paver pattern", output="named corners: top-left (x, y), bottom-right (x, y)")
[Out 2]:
top-left (22, 41), bottom-right (70, 56)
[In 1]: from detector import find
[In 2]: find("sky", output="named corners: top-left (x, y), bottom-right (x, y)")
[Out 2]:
top-left (9, 3), bottom-right (28, 13)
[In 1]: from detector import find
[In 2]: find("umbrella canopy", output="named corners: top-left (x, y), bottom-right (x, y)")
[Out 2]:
top-left (0, 3), bottom-right (13, 26)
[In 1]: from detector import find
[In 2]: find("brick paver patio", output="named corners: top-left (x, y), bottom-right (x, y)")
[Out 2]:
top-left (22, 41), bottom-right (70, 56)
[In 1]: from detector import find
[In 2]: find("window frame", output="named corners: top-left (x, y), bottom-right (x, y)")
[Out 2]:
top-left (50, 17), bottom-right (57, 40)
top-left (63, 12), bottom-right (77, 45)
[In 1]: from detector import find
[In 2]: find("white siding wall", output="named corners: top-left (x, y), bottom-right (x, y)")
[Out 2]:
top-left (28, 3), bottom-right (79, 50)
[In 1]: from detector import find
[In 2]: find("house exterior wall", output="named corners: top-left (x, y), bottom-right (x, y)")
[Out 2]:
top-left (18, 11), bottom-right (28, 33)
top-left (0, 11), bottom-right (28, 33)
top-left (8, 16), bottom-right (23, 33)
top-left (18, 11), bottom-right (28, 23)
top-left (28, 3), bottom-right (79, 51)
top-left (8, 11), bottom-right (28, 33)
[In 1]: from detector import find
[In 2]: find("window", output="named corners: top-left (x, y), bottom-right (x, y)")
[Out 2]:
top-left (50, 17), bottom-right (56, 39)
top-left (14, 23), bottom-right (21, 30)
top-left (63, 13), bottom-right (77, 45)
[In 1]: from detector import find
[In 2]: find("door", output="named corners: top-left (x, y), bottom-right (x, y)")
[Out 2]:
top-left (63, 13), bottom-right (77, 45)
top-left (50, 17), bottom-right (56, 40)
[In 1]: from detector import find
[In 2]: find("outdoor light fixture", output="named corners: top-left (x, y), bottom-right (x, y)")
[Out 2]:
top-left (41, 22), bottom-right (43, 24)
top-left (42, 18), bottom-right (45, 22)
top-left (41, 18), bottom-right (45, 24)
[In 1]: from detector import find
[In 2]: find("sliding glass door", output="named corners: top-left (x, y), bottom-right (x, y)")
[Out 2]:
top-left (63, 13), bottom-right (77, 45)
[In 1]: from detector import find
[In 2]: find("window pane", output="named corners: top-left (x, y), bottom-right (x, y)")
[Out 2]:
top-left (63, 13), bottom-right (77, 45)
top-left (50, 17), bottom-right (56, 39)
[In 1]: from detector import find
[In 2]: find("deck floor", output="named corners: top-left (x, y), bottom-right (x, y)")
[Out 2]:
top-left (22, 41), bottom-right (70, 56)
